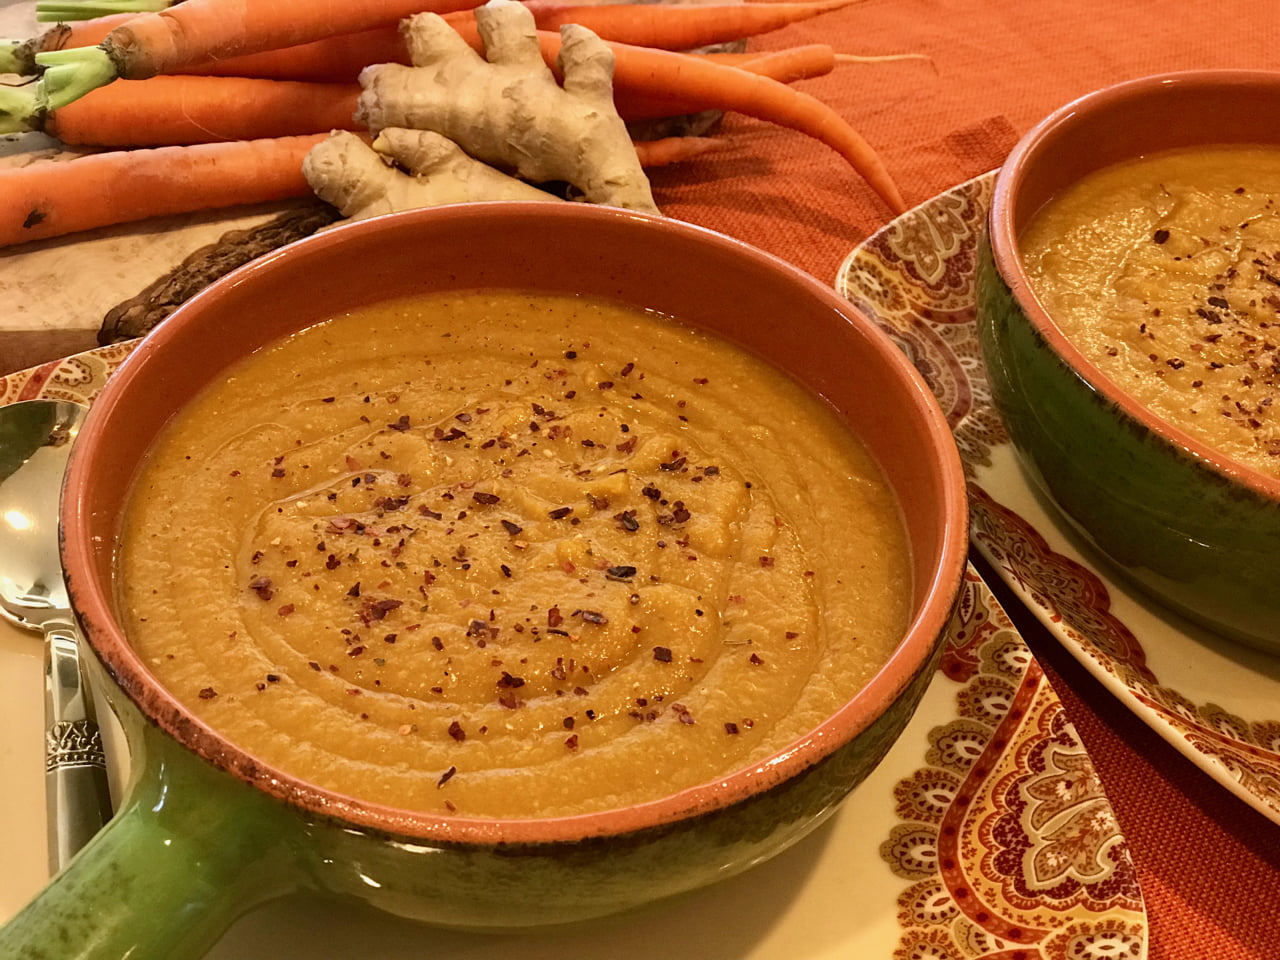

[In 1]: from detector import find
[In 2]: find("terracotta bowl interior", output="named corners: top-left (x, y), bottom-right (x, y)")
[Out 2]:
top-left (63, 203), bottom-right (967, 842)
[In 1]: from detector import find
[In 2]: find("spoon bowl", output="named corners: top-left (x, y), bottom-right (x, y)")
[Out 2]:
top-left (0, 398), bottom-right (112, 873)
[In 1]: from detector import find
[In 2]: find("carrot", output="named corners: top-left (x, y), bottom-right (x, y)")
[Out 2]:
top-left (114, 0), bottom-right (494, 78)
top-left (45, 75), bottom-right (361, 145)
top-left (168, 2), bottom-right (852, 83)
top-left (31, 0), bottom-right (489, 114)
top-left (704, 45), bottom-right (837, 84)
top-left (444, 0), bottom-right (860, 51)
top-left (180, 25), bottom-right (406, 82)
top-left (0, 134), bottom-right (326, 247)
top-left (632, 136), bottom-right (728, 167)
top-left (34, 11), bottom-right (136, 50)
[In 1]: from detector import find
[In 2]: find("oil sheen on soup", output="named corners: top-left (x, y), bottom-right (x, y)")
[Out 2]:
top-left (118, 290), bottom-right (911, 819)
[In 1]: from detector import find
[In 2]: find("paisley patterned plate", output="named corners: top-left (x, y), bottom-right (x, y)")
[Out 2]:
top-left (0, 340), bottom-right (1145, 957)
top-left (837, 171), bottom-right (1280, 829)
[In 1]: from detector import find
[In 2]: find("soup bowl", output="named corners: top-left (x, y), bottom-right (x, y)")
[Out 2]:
top-left (1, 202), bottom-right (967, 959)
top-left (977, 70), bottom-right (1280, 651)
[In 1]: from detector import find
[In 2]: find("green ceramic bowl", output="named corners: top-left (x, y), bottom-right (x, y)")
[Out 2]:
top-left (977, 70), bottom-right (1280, 650)
top-left (1, 203), bottom-right (968, 959)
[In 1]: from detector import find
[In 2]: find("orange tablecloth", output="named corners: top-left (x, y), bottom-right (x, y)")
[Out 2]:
top-left (653, 2), bottom-right (1280, 957)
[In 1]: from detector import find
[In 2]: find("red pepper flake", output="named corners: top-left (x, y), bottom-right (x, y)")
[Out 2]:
top-left (659, 456), bottom-right (686, 472)
top-left (497, 671), bottom-right (526, 688)
top-left (653, 646), bottom-right (673, 662)
top-left (266, 673), bottom-right (281, 683)
top-left (346, 687), bottom-right (362, 695)
top-left (598, 380), bottom-right (615, 390)
top-left (724, 721), bottom-right (740, 735)
top-left (693, 377), bottom-right (709, 385)
top-left (249, 577), bottom-right (274, 600)
top-left (548, 506), bottom-right (573, 520)
top-left (447, 720), bottom-right (466, 741)
top-left (749, 653), bottom-right (765, 665)
top-left (671, 703), bottom-right (695, 725)
top-left (785, 631), bottom-right (798, 639)
top-left (497, 693), bottom-right (520, 709)
top-left (388, 415), bottom-right (412, 431)
top-left (251, 550), bottom-right (264, 564)
top-left (472, 491), bottom-right (501, 505)
top-left (325, 554), bottom-right (341, 570)
top-left (501, 519), bottom-right (523, 535)
top-left (576, 609), bottom-right (608, 625)
top-left (347, 581), bottom-right (361, 598)
top-left (564, 734), bottom-right (580, 750)
top-left (1153, 228), bottom-right (1170, 244)
top-left (437, 766), bottom-right (457, 788)
top-left (359, 598), bottom-right (403, 622)
top-left (271, 466), bottom-right (286, 478)
top-left (547, 607), bottom-right (564, 628)
top-left (347, 645), bottom-right (365, 657)
top-left (616, 437), bottom-right (637, 454)
top-left (614, 510), bottom-right (639, 532)
top-left (198, 686), bottom-right (218, 700)
top-left (563, 716), bottom-right (575, 730)
top-left (759, 556), bottom-right (776, 568)
top-left (277, 604), bottom-right (295, 617)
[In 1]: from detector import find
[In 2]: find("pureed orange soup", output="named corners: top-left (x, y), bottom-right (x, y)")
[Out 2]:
top-left (1021, 145), bottom-right (1280, 477)
top-left (117, 290), bottom-right (910, 818)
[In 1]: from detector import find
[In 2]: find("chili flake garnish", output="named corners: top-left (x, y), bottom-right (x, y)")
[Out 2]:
top-left (576, 609), bottom-right (608, 625)
top-left (198, 687), bottom-right (218, 699)
top-left (501, 519), bottom-right (523, 535)
top-left (448, 720), bottom-right (466, 741)
top-left (607, 565), bottom-right (637, 581)
top-left (653, 646), bottom-right (673, 662)
top-left (437, 766), bottom-right (457, 788)
top-left (249, 577), bottom-right (274, 601)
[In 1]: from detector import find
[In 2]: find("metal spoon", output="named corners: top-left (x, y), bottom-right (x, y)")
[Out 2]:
top-left (0, 399), bottom-right (112, 875)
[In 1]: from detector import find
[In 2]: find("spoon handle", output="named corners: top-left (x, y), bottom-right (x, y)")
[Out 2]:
top-left (44, 621), bottom-right (113, 875)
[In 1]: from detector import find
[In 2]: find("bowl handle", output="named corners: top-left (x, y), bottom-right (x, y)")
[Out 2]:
top-left (0, 726), bottom-right (298, 959)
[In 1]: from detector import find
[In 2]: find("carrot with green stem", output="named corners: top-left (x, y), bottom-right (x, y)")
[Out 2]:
top-left (0, 133), bottom-right (329, 247)
top-left (44, 75), bottom-right (362, 145)
top-left (39, 70), bottom-right (728, 164)
top-left (20, 0), bottom-right (488, 130)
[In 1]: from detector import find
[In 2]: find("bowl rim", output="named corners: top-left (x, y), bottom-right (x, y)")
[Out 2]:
top-left (988, 68), bottom-right (1280, 504)
top-left (62, 201), bottom-right (969, 847)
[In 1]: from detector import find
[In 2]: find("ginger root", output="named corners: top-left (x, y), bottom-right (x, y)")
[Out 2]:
top-left (303, 128), bottom-right (558, 222)
top-left (356, 0), bottom-right (659, 215)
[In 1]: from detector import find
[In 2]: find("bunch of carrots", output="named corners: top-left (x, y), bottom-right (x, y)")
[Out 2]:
top-left (0, 0), bottom-right (911, 248)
